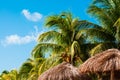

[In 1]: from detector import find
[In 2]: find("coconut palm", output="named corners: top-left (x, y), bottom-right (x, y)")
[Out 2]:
top-left (88, 0), bottom-right (120, 34)
top-left (76, 25), bottom-right (116, 56)
top-left (32, 12), bottom-right (99, 64)
top-left (77, 0), bottom-right (120, 55)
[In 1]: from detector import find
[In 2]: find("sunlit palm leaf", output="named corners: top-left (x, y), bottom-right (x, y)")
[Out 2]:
top-left (71, 41), bottom-right (81, 61)
top-left (89, 42), bottom-right (116, 56)
top-left (27, 58), bottom-right (45, 80)
top-left (18, 62), bottom-right (34, 80)
top-left (88, 5), bottom-right (114, 28)
top-left (114, 18), bottom-right (120, 42)
top-left (70, 41), bottom-right (83, 66)
top-left (37, 31), bottom-right (68, 46)
top-left (19, 62), bottom-right (34, 74)
top-left (32, 43), bottom-right (65, 58)
top-left (88, 0), bottom-right (120, 34)
top-left (45, 12), bottom-right (70, 30)
top-left (38, 55), bottom-right (62, 75)
top-left (37, 31), bottom-right (62, 42)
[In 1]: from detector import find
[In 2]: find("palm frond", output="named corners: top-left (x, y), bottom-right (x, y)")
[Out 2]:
top-left (37, 31), bottom-right (61, 42)
top-left (89, 42), bottom-right (116, 56)
top-left (76, 28), bottom-right (115, 43)
top-left (37, 31), bottom-right (69, 46)
top-left (88, 0), bottom-right (120, 34)
top-left (71, 18), bottom-right (79, 29)
top-left (28, 73), bottom-right (38, 80)
top-left (114, 18), bottom-right (120, 42)
top-left (71, 41), bottom-right (81, 61)
top-left (31, 43), bottom-right (65, 58)
top-left (93, 0), bottom-right (114, 8)
top-left (19, 62), bottom-right (34, 74)
top-left (18, 62), bottom-right (34, 80)
top-left (76, 20), bottom-right (101, 30)
top-left (45, 12), bottom-right (70, 30)
top-left (70, 41), bottom-right (83, 66)
top-left (27, 58), bottom-right (45, 80)
top-left (38, 55), bottom-right (62, 75)
top-left (88, 5), bottom-right (114, 26)
top-left (61, 12), bottom-right (73, 29)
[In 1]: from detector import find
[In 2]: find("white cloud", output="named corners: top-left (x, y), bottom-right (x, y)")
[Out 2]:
top-left (1, 34), bottom-right (36, 46)
top-left (3, 34), bottom-right (35, 45)
top-left (1, 26), bottom-right (43, 46)
top-left (22, 9), bottom-right (42, 22)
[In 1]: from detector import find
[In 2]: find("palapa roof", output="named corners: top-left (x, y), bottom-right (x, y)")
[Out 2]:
top-left (79, 49), bottom-right (120, 73)
top-left (38, 62), bottom-right (91, 80)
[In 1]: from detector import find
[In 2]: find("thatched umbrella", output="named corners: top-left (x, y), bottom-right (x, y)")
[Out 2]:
top-left (79, 48), bottom-right (120, 80)
top-left (38, 62), bottom-right (91, 80)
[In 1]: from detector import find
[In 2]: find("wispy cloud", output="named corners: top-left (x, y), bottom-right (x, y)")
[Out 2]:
top-left (22, 9), bottom-right (42, 22)
top-left (1, 34), bottom-right (35, 46)
top-left (1, 26), bottom-right (43, 46)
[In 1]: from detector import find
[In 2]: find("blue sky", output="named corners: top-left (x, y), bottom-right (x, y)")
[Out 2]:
top-left (0, 0), bottom-right (95, 73)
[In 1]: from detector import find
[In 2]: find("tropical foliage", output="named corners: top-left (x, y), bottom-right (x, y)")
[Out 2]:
top-left (33, 12), bottom-right (100, 61)
top-left (0, 70), bottom-right (18, 80)
top-left (17, 12), bottom-right (100, 79)
top-left (1, 0), bottom-right (120, 80)
top-left (31, 12), bottom-right (84, 75)
top-left (78, 0), bottom-right (120, 56)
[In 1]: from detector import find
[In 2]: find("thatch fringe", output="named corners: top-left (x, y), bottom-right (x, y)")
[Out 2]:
top-left (79, 49), bottom-right (120, 73)
top-left (38, 62), bottom-right (91, 80)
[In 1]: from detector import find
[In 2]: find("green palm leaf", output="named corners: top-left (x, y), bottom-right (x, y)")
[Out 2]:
top-left (38, 55), bottom-right (62, 75)
top-left (76, 28), bottom-right (115, 42)
top-left (18, 62), bottom-right (34, 80)
top-left (90, 42), bottom-right (116, 56)
top-left (32, 43), bottom-right (64, 58)
top-left (114, 18), bottom-right (120, 42)
top-left (37, 31), bottom-right (68, 46)
top-left (70, 41), bottom-right (83, 65)
top-left (88, 0), bottom-right (120, 34)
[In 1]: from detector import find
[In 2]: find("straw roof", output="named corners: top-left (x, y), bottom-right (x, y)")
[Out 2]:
top-left (79, 49), bottom-right (120, 73)
top-left (38, 62), bottom-right (91, 80)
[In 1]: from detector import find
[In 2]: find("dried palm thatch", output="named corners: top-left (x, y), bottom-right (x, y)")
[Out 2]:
top-left (38, 62), bottom-right (91, 80)
top-left (79, 48), bottom-right (120, 80)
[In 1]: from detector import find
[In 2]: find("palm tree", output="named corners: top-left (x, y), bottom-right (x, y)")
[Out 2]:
top-left (88, 0), bottom-right (120, 33)
top-left (32, 12), bottom-right (100, 66)
top-left (78, 0), bottom-right (120, 55)
top-left (18, 60), bottom-right (34, 80)
top-left (18, 57), bottom-right (46, 80)
top-left (0, 70), bottom-right (10, 80)
top-left (27, 58), bottom-right (46, 80)
top-left (0, 70), bottom-right (18, 80)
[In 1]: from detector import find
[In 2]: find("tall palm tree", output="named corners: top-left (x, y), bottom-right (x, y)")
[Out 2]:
top-left (78, 0), bottom-right (120, 55)
top-left (32, 12), bottom-right (100, 65)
